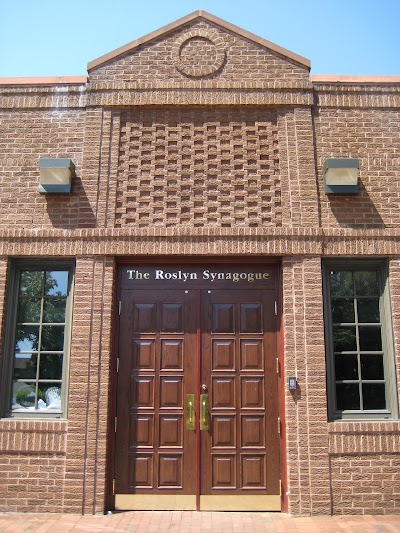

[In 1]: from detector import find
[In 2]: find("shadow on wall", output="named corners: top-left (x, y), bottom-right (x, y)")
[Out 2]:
top-left (45, 175), bottom-right (97, 229)
top-left (327, 181), bottom-right (385, 229)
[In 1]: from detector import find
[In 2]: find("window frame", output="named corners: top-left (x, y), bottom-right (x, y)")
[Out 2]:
top-left (323, 259), bottom-right (399, 421)
top-left (0, 259), bottom-right (74, 419)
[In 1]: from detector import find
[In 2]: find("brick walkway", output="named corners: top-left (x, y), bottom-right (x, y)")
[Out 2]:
top-left (0, 511), bottom-right (399, 532)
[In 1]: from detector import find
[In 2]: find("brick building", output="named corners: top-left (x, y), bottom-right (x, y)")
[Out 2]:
top-left (0, 10), bottom-right (399, 516)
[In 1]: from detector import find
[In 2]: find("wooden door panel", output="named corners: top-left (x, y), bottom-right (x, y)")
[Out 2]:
top-left (201, 288), bottom-right (280, 498)
top-left (133, 339), bottom-right (155, 370)
top-left (159, 415), bottom-right (183, 447)
top-left (115, 289), bottom-right (197, 497)
top-left (133, 303), bottom-right (157, 332)
top-left (241, 454), bottom-right (266, 488)
top-left (160, 340), bottom-right (183, 370)
top-left (212, 416), bottom-right (236, 447)
top-left (241, 415), bottom-right (265, 447)
top-left (160, 377), bottom-right (183, 408)
top-left (132, 415), bottom-right (154, 447)
top-left (132, 377), bottom-right (154, 408)
top-left (212, 377), bottom-right (236, 408)
top-left (130, 454), bottom-right (153, 487)
top-left (212, 455), bottom-right (236, 488)
top-left (241, 377), bottom-right (265, 408)
top-left (212, 339), bottom-right (235, 370)
top-left (240, 303), bottom-right (263, 333)
top-left (240, 340), bottom-right (264, 370)
top-left (212, 303), bottom-right (235, 333)
top-left (158, 454), bottom-right (182, 487)
top-left (161, 303), bottom-right (184, 333)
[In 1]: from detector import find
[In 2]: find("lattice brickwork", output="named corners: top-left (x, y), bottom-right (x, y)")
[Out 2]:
top-left (116, 108), bottom-right (281, 228)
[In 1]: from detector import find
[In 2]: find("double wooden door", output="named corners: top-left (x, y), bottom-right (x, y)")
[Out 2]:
top-left (115, 265), bottom-right (281, 511)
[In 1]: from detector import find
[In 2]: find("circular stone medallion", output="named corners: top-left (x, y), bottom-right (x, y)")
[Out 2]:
top-left (173, 29), bottom-right (226, 78)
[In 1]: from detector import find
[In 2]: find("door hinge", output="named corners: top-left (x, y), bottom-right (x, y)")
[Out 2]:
top-left (114, 416), bottom-right (117, 433)
top-left (113, 478), bottom-right (115, 495)
top-left (274, 301), bottom-right (278, 316)
top-left (276, 357), bottom-right (279, 374)
top-left (279, 479), bottom-right (282, 497)
top-left (277, 416), bottom-right (281, 435)
top-left (118, 301), bottom-right (121, 315)
top-left (116, 357), bottom-right (119, 373)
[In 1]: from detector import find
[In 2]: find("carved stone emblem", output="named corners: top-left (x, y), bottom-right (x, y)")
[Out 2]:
top-left (172, 29), bottom-right (226, 78)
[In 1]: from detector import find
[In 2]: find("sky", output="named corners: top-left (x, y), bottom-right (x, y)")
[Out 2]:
top-left (0, 0), bottom-right (399, 77)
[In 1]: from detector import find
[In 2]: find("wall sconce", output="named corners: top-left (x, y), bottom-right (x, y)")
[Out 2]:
top-left (324, 158), bottom-right (359, 194)
top-left (38, 158), bottom-right (75, 194)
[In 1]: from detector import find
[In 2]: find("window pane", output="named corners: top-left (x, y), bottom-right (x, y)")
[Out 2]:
top-left (332, 299), bottom-right (354, 323)
top-left (335, 354), bottom-right (358, 380)
top-left (17, 298), bottom-right (41, 323)
top-left (19, 271), bottom-right (43, 297)
top-left (13, 353), bottom-right (37, 379)
top-left (333, 326), bottom-right (357, 351)
top-left (45, 271), bottom-right (68, 297)
top-left (41, 326), bottom-right (65, 351)
top-left (12, 382), bottom-right (36, 409)
top-left (330, 271), bottom-right (353, 297)
top-left (357, 299), bottom-right (380, 323)
top-left (359, 326), bottom-right (382, 351)
top-left (336, 383), bottom-right (360, 410)
top-left (361, 354), bottom-right (384, 380)
top-left (15, 325), bottom-right (40, 352)
top-left (38, 384), bottom-right (62, 410)
top-left (355, 271), bottom-right (379, 296)
top-left (39, 354), bottom-right (63, 380)
top-left (362, 384), bottom-right (386, 410)
top-left (43, 299), bottom-right (66, 323)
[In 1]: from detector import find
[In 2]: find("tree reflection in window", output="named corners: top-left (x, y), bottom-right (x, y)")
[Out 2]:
top-left (12, 270), bottom-right (69, 411)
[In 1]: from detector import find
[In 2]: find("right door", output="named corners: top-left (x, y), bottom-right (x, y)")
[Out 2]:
top-left (200, 288), bottom-right (280, 510)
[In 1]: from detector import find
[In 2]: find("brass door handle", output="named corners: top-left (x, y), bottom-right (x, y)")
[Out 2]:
top-left (200, 393), bottom-right (209, 431)
top-left (186, 394), bottom-right (195, 430)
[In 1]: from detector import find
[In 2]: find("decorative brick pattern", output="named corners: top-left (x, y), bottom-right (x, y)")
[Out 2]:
top-left (116, 108), bottom-right (281, 229)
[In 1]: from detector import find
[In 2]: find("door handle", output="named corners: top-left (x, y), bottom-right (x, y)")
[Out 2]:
top-left (200, 393), bottom-right (209, 431)
top-left (186, 394), bottom-right (195, 430)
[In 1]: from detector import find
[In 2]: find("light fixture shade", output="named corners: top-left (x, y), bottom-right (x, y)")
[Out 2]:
top-left (38, 158), bottom-right (74, 194)
top-left (324, 158), bottom-right (359, 194)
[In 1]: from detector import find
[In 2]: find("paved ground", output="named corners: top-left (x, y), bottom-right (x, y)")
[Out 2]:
top-left (0, 511), bottom-right (399, 532)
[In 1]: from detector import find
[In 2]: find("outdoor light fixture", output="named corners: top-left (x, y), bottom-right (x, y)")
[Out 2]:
top-left (324, 158), bottom-right (359, 194)
top-left (38, 158), bottom-right (75, 194)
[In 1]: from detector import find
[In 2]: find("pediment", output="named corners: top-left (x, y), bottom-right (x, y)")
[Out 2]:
top-left (87, 11), bottom-right (310, 85)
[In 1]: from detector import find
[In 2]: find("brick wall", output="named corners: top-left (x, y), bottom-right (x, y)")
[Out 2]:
top-left (314, 107), bottom-right (400, 229)
top-left (0, 108), bottom-right (86, 229)
top-left (0, 14), bottom-right (399, 517)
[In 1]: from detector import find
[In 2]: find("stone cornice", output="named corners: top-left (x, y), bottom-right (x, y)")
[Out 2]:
top-left (1, 80), bottom-right (399, 109)
top-left (1, 227), bottom-right (400, 257)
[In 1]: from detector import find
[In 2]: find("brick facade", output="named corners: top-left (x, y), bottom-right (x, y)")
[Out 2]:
top-left (0, 11), bottom-right (399, 516)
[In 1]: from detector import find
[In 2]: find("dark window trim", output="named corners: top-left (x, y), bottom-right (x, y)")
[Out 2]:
top-left (323, 259), bottom-right (399, 421)
top-left (0, 259), bottom-right (75, 419)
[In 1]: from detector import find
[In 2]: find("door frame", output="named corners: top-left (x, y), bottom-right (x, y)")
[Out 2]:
top-left (107, 257), bottom-right (287, 512)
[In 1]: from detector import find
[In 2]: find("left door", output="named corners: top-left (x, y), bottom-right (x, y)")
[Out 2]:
top-left (115, 289), bottom-right (197, 510)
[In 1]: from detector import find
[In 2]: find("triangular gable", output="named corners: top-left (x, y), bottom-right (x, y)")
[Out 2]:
top-left (88, 11), bottom-right (310, 73)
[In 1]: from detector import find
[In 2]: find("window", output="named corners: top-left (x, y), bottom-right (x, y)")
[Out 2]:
top-left (323, 261), bottom-right (398, 421)
top-left (1, 262), bottom-right (74, 418)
